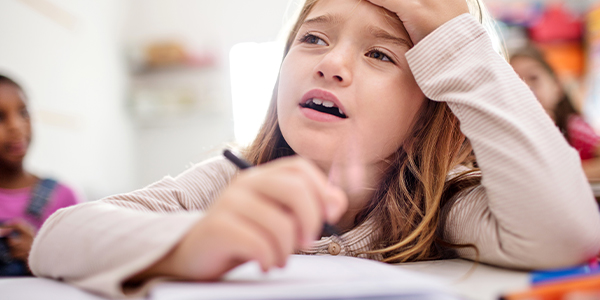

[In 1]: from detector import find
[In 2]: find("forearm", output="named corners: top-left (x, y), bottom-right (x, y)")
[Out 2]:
top-left (29, 201), bottom-right (202, 298)
top-left (407, 14), bottom-right (600, 268)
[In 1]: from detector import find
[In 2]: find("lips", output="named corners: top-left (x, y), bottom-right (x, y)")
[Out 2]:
top-left (299, 89), bottom-right (348, 121)
top-left (5, 140), bottom-right (27, 156)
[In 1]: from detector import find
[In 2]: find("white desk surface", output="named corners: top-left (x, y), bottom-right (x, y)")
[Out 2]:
top-left (396, 259), bottom-right (529, 300)
top-left (1, 259), bottom-right (529, 300)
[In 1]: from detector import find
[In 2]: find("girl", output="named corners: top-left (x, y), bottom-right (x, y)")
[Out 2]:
top-left (30, 0), bottom-right (600, 297)
top-left (510, 46), bottom-right (600, 180)
top-left (0, 75), bottom-right (80, 276)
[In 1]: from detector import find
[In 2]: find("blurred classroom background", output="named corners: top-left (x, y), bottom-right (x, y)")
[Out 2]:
top-left (0, 0), bottom-right (598, 201)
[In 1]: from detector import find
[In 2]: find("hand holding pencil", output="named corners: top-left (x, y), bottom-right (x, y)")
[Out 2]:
top-left (129, 153), bottom-right (347, 282)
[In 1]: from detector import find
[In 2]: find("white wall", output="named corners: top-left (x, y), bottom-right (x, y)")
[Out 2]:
top-left (0, 0), bottom-right (298, 200)
top-left (124, 0), bottom-right (294, 187)
top-left (0, 0), bottom-right (135, 200)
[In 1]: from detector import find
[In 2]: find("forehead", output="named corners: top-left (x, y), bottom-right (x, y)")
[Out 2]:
top-left (0, 83), bottom-right (26, 104)
top-left (305, 0), bottom-right (406, 37)
top-left (511, 56), bottom-right (546, 73)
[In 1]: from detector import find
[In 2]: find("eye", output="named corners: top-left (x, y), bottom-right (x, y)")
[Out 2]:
top-left (20, 108), bottom-right (29, 119)
top-left (299, 33), bottom-right (327, 46)
top-left (366, 49), bottom-right (394, 63)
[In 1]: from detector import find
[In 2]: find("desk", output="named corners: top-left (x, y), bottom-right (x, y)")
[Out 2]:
top-left (397, 259), bottom-right (529, 300)
top-left (1, 259), bottom-right (529, 300)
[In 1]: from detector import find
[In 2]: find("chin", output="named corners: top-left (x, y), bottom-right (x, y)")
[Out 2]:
top-left (286, 140), bottom-right (335, 170)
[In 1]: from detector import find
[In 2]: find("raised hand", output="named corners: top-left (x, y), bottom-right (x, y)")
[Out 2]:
top-left (367, 0), bottom-right (470, 44)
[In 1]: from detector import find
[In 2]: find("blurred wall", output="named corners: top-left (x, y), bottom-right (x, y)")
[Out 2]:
top-left (124, 0), bottom-right (293, 187)
top-left (0, 0), bottom-right (296, 201)
top-left (0, 0), bottom-right (134, 200)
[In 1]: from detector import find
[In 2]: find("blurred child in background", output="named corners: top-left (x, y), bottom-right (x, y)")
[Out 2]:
top-left (510, 47), bottom-right (600, 180)
top-left (0, 75), bottom-right (80, 276)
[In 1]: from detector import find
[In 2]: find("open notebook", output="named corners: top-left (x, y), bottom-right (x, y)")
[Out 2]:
top-left (150, 255), bottom-right (459, 300)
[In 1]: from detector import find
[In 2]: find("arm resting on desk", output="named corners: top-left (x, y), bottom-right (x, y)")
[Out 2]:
top-left (406, 14), bottom-right (600, 270)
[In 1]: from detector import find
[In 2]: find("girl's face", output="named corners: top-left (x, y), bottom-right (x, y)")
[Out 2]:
top-left (0, 83), bottom-right (31, 168)
top-left (277, 0), bottom-right (426, 172)
top-left (510, 56), bottom-right (562, 115)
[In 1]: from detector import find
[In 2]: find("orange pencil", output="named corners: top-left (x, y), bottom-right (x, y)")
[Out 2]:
top-left (501, 273), bottom-right (600, 300)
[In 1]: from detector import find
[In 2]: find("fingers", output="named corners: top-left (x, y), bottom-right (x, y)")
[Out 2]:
top-left (2, 220), bottom-right (36, 237)
top-left (238, 157), bottom-right (348, 246)
top-left (2, 220), bottom-right (35, 261)
top-left (365, 0), bottom-right (403, 13)
top-left (220, 214), bottom-right (279, 273)
top-left (228, 189), bottom-right (296, 267)
top-left (255, 156), bottom-right (348, 222)
top-left (240, 173), bottom-right (320, 246)
top-left (365, 0), bottom-right (470, 44)
top-left (179, 155), bottom-right (349, 279)
top-left (7, 236), bottom-right (32, 261)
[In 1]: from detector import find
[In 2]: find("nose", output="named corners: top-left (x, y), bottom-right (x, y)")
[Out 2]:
top-left (314, 46), bottom-right (353, 86)
top-left (6, 113), bottom-right (27, 134)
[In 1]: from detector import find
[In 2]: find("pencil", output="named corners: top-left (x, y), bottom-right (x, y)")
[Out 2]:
top-left (223, 149), bottom-right (342, 238)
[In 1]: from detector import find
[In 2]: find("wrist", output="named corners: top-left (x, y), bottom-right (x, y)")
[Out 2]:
top-left (126, 245), bottom-right (180, 284)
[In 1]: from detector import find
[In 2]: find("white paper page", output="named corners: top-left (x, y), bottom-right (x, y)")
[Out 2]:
top-left (150, 255), bottom-right (459, 300)
top-left (0, 277), bottom-right (113, 300)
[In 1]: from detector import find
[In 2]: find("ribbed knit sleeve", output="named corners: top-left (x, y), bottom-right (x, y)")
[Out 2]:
top-left (406, 14), bottom-right (600, 269)
top-left (29, 157), bottom-right (238, 298)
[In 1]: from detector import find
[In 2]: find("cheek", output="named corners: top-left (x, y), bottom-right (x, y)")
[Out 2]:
top-left (277, 54), bottom-right (301, 113)
top-left (25, 121), bottom-right (32, 141)
top-left (358, 79), bottom-right (426, 161)
top-left (536, 79), bottom-right (562, 109)
top-left (276, 60), bottom-right (293, 131)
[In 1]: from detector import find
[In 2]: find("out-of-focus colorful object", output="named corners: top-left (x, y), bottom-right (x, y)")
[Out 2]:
top-left (537, 43), bottom-right (585, 78)
top-left (583, 4), bottom-right (600, 131)
top-left (529, 4), bottom-right (583, 42)
top-left (145, 42), bottom-right (187, 68)
top-left (530, 4), bottom-right (585, 79)
top-left (129, 41), bottom-right (218, 73)
top-left (587, 5), bottom-right (600, 71)
top-left (501, 274), bottom-right (600, 300)
top-left (501, 259), bottom-right (600, 300)
top-left (486, 1), bottom-right (542, 26)
top-left (531, 258), bottom-right (600, 285)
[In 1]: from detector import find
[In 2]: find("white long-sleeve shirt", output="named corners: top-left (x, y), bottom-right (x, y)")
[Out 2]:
top-left (29, 14), bottom-right (600, 298)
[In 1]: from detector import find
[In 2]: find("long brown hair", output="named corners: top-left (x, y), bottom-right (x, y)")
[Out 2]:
top-left (244, 0), bottom-right (493, 263)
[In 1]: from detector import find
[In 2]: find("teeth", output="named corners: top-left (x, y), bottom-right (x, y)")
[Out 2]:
top-left (305, 98), bottom-right (346, 117)
top-left (322, 101), bottom-right (334, 108)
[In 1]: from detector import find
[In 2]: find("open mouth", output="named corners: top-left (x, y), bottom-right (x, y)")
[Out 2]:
top-left (300, 98), bottom-right (347, 119)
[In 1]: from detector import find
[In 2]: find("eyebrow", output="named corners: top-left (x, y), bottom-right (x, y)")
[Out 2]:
top-left (303, 14), bottom-right (412, 49)
top-left (303, 14), bottom-right (344, 26)
top-left (366, 25), bottom-right (413, 49)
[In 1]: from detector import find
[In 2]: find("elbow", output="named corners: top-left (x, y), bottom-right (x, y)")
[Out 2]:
top-left (490, 218), bottom-right (600, 271)
top-left (530, 222), bottom-right (600, 270)
top-left (561, 224), bottom-right (600, 266)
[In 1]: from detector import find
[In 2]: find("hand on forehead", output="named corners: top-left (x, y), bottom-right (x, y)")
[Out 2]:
top-left (365, 0), bottom-right (470, 44)
top-left (304, 0), bottom-right (412, 48)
